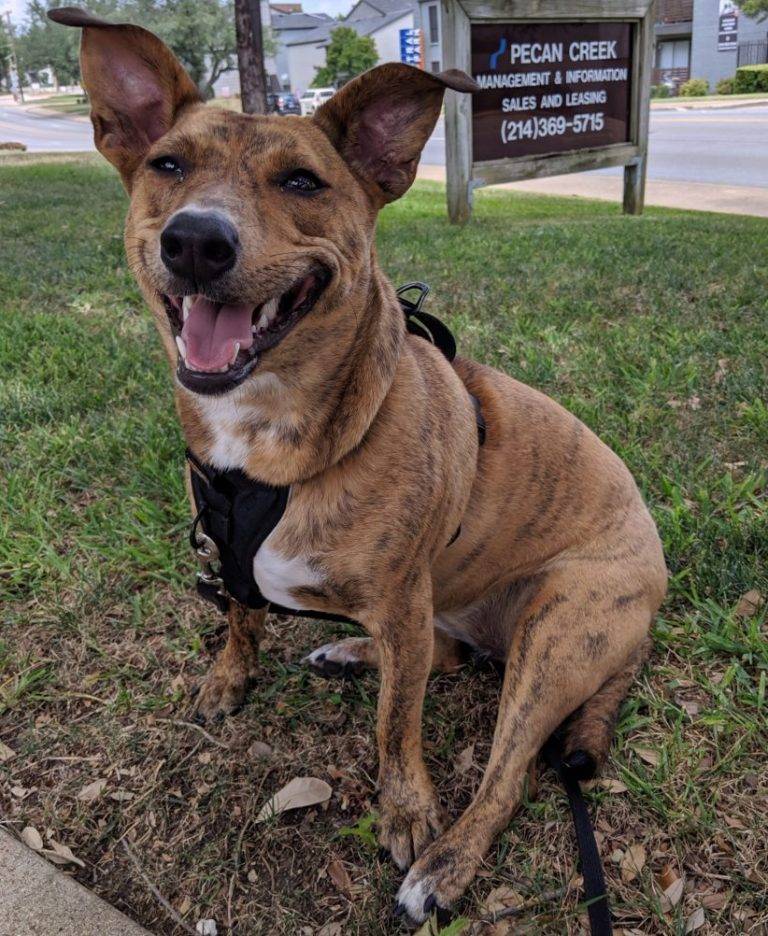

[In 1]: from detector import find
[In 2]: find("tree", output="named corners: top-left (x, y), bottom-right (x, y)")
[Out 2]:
top-left (312, 27), bottom-right (378, 88)
top-left (17, 0), bottom-right (85, 87)
top-left (145, 0), bottom-right (239, 100)
top-left (739, 0), bottom-right (768, 19)
top-left (0, 19), bottom-right (12, 92)
top-left (234, 0), bottom-right (268, 113)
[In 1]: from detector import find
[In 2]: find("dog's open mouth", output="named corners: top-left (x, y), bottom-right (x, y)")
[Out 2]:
top-left (163, 266), bottom-right (330, 394)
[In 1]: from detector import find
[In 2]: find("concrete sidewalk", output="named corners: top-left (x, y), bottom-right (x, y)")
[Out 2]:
top-left (416, 164), bottom-right (768, 218)
top-left (0, 830), bottom-right (152, 936)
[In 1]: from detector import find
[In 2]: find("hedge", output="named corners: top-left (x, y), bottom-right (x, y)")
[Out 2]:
top-left (734, 64), bottom-right (768, 93)
top-left (680, 78), bottom-right (709, 96)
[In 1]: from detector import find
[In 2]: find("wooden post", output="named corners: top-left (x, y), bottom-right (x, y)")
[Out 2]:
top-left (235, 0), bottom-right (268, 115)
top-left (442, 0), bottom-right (473, 224)
top-left (623, 0), bottom-right (654, 213)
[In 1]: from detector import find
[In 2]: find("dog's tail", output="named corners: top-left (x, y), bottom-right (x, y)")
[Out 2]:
top-left (558, 637), bottom-right (652, 779)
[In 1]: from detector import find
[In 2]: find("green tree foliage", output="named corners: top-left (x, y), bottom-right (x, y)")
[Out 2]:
top-left (312, 26), bottom-right (377, 88)
top-left (0, 20), bottom-right (12, 91)
top-left (19, 0), bottom-right (265, 98)
top-left (739, 0), bottom-right (768, 20)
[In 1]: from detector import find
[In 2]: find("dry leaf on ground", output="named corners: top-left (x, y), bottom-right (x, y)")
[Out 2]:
top-left (661, 878), bottom-right (684, 911)
top-left (0, 741), bottom-right (16, 763)
top-left (195, 921), bottom-right (217, 936)
top-left (77, 778), bottom-right (107, 803)
top-left (685, 907), bottom-right (705, 932)
top-left (599, 778), bottom-right (628, 793)
top-left (482, 884), bottom-right (524, 914)
top-left (634, 747), bottom-right (660, 767)
top-left (326, 858), bottom-right (353, 897)
top-left (456, 743), bottom-right (475, 775)
top-left (620, 844), bottom-right (646, 882)
top-left (734, 589), bottom-right (764, 618)
top-left (657, 864), bottom-right (679, 891)
top-left (20, 826), bottom-right (43, 851)
top-left (701, 893), bottom-right (728, 911)
top-left (44, 840), bottom-right (85, 868)
top-left (256, 776), bottom-right (331, 822)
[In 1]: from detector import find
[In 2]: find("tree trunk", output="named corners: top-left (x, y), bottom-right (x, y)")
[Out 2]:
top-left (234, 0), bottom-right (268, 114)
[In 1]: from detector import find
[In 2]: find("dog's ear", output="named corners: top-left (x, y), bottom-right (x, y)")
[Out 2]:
top-left (313, 63), bottom-right (477, 205)
top-left (48, 7), bottom-right (201, 184)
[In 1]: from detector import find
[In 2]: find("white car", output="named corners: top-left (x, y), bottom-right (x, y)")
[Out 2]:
top-left (299, 87), bottom-right (336, 116)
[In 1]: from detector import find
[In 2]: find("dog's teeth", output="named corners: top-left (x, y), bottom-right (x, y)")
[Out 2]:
top-left (175, 336), bottom-right (187, 362)
top-left (230, 342), bottom-right (240, 365)
top-left (182, 296), bottom-right (193, 321)
top-left (257, 313), bottom-right (269, 332)
top-left (262, 297), bottom-right (279, 322)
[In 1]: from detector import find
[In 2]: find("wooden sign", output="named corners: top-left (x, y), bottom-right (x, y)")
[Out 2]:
top-left (441, 0), bottom-right (656, 223)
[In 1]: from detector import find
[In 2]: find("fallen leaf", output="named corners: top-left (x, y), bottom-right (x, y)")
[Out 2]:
top-left (680, 699), bottom-right (700, 717)
top-left (316, 924), bottom-right (342, 936)
top-left (195, 921), bottom-right (217, 936)
top-left (634, 747), bottom-right (660, 767)
top-left (724, 815), bottom-right (746, 830)
top-left (599, 778), bottom-right (628, 794)
top-left (734, 589), bottom-right (763, 618)
top-left (621, 844), bottom-right (646, 882)
top-left (661, 878), bottom-right (684, 911)
top-left (197, 751), bottom-right (212, 766)
top-left (109, 790), bottom-right (134, 802)
top-left (256, 776), bottom-right (331, 822)
top-left (658, 864), bottom-right (679, 891)
top-left (10, 786), bottom-right (29, 798)
top-left (20, 826), bottom-right (43, 852)
top-left (482, 885), bottom-right (523, 914)
top-left (247, 868), bottom-right (257, 883)
top-left (456, 743), bottom-right (475, 775)
top-left (0, 741), bottom-right (16, 763)
top-left (44, 840), bottom-right (85, 868)
top-left (685, 907), bottom-right (705, 932)
top-left (701, 893), bottom-right (728, 911)
top-left (77, 778), bottom-right (107, 803)
top-left (247, 741), bottom-right (273, 761)
top-left (327, 859), bottom-right (353, 897)
top-left (177, 896), bottom-right (192, 916)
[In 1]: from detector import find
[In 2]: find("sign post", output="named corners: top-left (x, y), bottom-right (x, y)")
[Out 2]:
top-left (442, 0), bottom-right (656, 223)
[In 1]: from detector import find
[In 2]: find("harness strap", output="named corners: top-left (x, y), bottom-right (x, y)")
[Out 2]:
top-left (543, 736), bottom-right (613, 936)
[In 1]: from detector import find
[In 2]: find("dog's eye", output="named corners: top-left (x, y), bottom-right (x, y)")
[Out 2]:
top-left (281, 169), bottom-right (325, 194)
top-left (149, 156), bottom-right (184, 178)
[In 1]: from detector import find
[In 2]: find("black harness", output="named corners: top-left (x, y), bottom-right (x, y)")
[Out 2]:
top-left (184, 282), bottom-right (611, 936)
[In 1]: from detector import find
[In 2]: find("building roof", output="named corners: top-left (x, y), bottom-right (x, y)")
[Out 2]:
top-left (347, 0), bottom-right (412, 18)
top-left (284, 8), bottom-right (412, 46)
top-left (272, 11), bottom-right (333, 31)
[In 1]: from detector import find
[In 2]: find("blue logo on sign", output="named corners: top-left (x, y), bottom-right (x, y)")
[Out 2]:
top-left (489, 36), bottom-right (507, 70)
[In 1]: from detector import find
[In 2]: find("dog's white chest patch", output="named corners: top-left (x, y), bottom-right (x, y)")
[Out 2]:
top-left (252, 538), bottom-right (323, 609)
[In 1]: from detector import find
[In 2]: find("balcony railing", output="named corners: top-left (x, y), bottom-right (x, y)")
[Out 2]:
top-left (652, 66), bottom-right (690, 91)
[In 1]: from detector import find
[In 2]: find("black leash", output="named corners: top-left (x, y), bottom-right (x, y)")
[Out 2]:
top-left (543, 736), bottom-right (613, 936)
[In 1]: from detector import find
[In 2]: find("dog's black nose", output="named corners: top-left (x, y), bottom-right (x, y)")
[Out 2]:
top-left (160, 210), bottom-right (238, 283)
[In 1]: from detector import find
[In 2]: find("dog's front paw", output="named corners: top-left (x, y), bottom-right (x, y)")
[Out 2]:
top-left (394, 835), bottom-right (480, 925)
top-left (378, 779), bottom-right (447, 871)
top-left (303, 636), bottom-right (377, 679)
top-left (191, 661), bottom-right (255, 722)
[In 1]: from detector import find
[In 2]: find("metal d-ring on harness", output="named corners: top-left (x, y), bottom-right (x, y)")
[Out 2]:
top-left (183, 283), bottom-right (611, 936)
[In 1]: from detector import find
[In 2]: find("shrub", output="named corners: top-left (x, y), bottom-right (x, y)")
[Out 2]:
top-left (716, 76), bottom-right (735, 95)
top-left (0, 141), bottom-right (27, 151)
top-left (680, 78), bottom-right (709, 96)
top-left (734, 64), bottom-right (768, 94)
top-left (651, 84), bottom-right (671, 98)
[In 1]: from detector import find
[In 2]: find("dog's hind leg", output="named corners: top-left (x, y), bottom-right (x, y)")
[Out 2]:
top-left (192, 603), bottom-right (267, 722)
top-left (304, 628), bottom-right (464, 679)
top-left (395, 565), bottom-right (656, 922)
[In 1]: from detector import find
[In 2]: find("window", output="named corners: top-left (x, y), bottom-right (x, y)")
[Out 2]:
top-left (655, 38), bottom-right (690, 70)
top-left (431, 60), bottom-right (441, 73)
top-left (428, 4), bottom-right (439, 45)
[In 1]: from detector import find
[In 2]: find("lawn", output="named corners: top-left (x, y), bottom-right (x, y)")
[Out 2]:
top-left (1, 154), bottom-right (766, 936)
top-left (31, 92), bottom-right (91, 116)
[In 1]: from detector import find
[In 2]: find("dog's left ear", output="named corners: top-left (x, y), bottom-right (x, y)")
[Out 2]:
top-left (48, 7), bottom-right (201, 185)
top-left (314, 63), bottom-right (477, 205)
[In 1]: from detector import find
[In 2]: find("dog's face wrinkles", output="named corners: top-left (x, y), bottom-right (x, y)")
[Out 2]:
top-left (51, 8), bottom-right (476, 401)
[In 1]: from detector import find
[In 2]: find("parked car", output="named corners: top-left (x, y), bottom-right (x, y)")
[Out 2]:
top-left (267, 92), bottom-right (301, 116)
top-left (299, 87), bottom-right (335, 116)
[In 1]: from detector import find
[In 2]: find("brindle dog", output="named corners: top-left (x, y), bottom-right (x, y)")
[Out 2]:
top-left (51, 7), bottom-right (667, 924)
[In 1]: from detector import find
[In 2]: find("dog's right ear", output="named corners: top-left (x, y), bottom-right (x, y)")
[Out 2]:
top-left (48, 7), bottom-right (200, 185)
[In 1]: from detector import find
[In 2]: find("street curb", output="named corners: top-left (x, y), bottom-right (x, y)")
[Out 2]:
top-left (0, 830), bottom-right (153, 936)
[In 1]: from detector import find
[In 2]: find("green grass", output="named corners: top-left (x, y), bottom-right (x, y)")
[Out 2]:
top-left (30, 92), bottom-right (91, 116)
top-left (1, 155), bottom-right (766, 935)
top-left (651, 90), bottom-right (768, 106)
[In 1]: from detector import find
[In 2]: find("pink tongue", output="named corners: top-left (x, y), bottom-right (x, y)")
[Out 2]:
top-left (181, 297), bottom-right (254, 372)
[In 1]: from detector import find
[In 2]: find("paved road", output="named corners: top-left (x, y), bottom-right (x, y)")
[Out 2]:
top-left (0, 103), bottom-right (94, 152)
top-left (423, 105), bottom-right (768, 188)
top-left (2, 101), bottom-right (766, 189)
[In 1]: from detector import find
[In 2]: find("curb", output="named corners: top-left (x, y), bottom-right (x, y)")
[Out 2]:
top-left (0, 830), bottom-right (153, 936)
